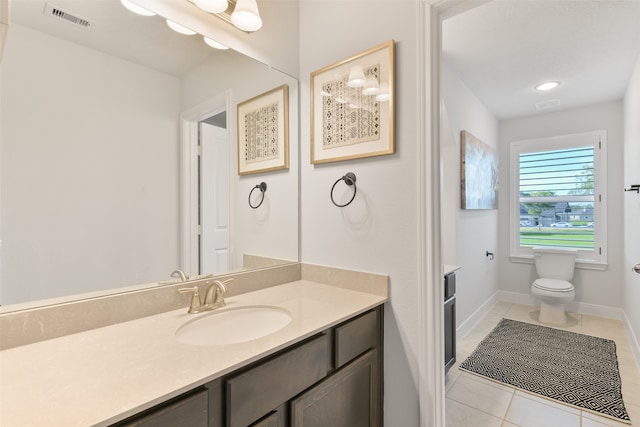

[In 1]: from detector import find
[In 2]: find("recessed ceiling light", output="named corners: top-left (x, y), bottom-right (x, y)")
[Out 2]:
top-left (535, 81), bottom-right (560, 91)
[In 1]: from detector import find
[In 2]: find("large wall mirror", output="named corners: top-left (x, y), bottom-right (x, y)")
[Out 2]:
top-left (0, 0), bottom-right (299, 309)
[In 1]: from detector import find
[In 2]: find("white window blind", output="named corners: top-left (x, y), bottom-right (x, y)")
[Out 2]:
top-left (519, 146), bottom-right (595, 250)
top-left (510, 130), bottom-right (607, 268)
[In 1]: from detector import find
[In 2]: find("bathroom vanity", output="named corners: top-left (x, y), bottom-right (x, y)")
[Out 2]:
top-left (114, 306), bottom-right (382, 427)
top-left (0, 268), bottom-right (387, 427)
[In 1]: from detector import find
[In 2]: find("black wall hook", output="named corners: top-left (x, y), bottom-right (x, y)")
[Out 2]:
top-left (330, 173), bottom-right (357, 207)
top-left (248, 182), bottom-right (267, 209)
top-left (486, 251), bottom-right (494, 260)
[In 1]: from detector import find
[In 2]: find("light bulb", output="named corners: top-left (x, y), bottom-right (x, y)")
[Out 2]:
top-left (362, 77), bottom-right (380, 95)
top-left (347, 65), bottom-right (366, 88)
top-left (120, 0), bottom-right (155, 16)
top-left (204, 37), bottom-right (229, 50)
top-left (375, 82), bottom-right (390, 102)
top-left (166, 19), bottom-right (196, 35)
top-left (231, 0), bottom-right (262, 32)
top-left (193, 0), bottom-right (228, 14)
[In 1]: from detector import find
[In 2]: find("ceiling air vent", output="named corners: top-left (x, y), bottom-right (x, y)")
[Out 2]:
top-left (535, 99), bottom-right (560, 110)
top-left (43, 3), bottom-right (92, 29)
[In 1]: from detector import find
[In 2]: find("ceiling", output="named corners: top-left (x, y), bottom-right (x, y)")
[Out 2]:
top-left (442, 0), bottom-right (640, 120)
top-left (9, 0), bottom-right (227, 76)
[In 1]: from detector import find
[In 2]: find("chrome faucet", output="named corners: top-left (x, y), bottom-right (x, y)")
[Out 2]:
top-left (178, 278), bottom-right (233, 314)
top-left (171, 269), bottom-right (188, 282)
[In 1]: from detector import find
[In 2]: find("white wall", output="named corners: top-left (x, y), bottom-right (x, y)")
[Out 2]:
top-left (0, 24), bottom-right (181, 304)
top-left (299, 2), bottom-right (424, 425)
top-left (181, 52), bottom-right (299, 270)
top-left (441, 64), bottom-right (499, 329)
top-left (440, 65), bottom-right (506, 327)
top-left (623, 55), bottom-right (640, 360)
top-left (498, 101), bottom-right (625, 310)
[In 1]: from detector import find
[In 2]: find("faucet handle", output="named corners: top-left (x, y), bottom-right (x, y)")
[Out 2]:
top-left (216, 278), bottom-right (234, 293)
top-left (178, 287), bottom-right (202, 313)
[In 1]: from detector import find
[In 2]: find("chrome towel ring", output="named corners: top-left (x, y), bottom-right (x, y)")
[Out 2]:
top-left (249, 182), bottom-right (267, 209)
top-left (330, 173), bottom-right (357, 207)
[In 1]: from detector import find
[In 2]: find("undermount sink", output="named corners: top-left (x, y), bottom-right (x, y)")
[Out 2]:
top-left (175, 306), bottom-right (292, 346)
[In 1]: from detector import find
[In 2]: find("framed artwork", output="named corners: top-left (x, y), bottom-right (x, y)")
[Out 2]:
top-left (237, 84), bottom-right (289, 175)
top-left (310, 40), bottom-right (395, 164)
top-left (461, 130), bottom-right (499, 210)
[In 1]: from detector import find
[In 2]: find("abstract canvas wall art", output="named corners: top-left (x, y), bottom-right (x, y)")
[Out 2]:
top-left (461, 130), bottom-right (499, 209)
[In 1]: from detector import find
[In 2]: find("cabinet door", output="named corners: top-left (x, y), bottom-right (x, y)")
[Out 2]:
top-left (290, 350), bottom-right (379, 427)
top-left (249, 405), bottom-right (286, 427)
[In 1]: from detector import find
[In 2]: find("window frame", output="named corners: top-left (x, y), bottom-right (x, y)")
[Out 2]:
top-left (509, 130), bottom-right (608, 270)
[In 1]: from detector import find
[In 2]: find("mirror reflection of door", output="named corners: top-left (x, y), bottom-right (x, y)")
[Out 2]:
top-left (199, 112), bottom-right (229, 275)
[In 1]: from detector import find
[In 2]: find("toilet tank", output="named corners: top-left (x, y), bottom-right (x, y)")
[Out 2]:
top-left (532, 247), bottom-right (577, 281)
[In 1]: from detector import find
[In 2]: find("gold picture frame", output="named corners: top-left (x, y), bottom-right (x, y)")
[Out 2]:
top-left (310, 40), bottom-right (395, 164)
top-left (237, 84), bottom-right (289, 176)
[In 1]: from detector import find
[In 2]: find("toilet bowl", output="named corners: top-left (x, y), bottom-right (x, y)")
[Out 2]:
top-left (530, 247), bottom-right (577, 326)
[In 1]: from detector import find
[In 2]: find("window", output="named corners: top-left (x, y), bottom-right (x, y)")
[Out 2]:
top-left (510, 131), bottom-right (607, 269)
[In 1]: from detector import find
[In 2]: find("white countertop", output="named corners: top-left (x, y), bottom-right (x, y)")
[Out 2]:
top-left (0, 280), bottom-right (387, 426)
top-left (444, 265), bottom-right (462, 275)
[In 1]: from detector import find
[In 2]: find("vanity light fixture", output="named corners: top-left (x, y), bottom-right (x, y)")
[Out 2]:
top-left (193, 0), bottom-right (228, 13)
top-left (231, 0), bottom-right (263, 32)
top-left (204, 36), bottom-right (229, 49)
top-left (535, 81), bottom-right (560, 91)
top-left (166, 19), bottom-right (197, 35)
top-left (347, 65), bottom-right (366, 88)
top-left (120, 0), bottom-right (156, 16)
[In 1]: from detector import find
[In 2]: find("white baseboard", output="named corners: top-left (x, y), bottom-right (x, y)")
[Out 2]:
top-left (496, 291), bottom-right (535, 307)
top-left (496, 290), bottom-right (625, 320)
top-left (623, 311), bottom-right (640, 369)
top-left (456, 292), bottom-right (499, 340)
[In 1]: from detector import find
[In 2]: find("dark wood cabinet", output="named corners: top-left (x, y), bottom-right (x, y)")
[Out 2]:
top-left (290, 349), bottom-right (379, 427)
top-left (112, 305), bottom-right (383, 427)
top-left (226, 334), bottom-right (330, 427)
top-left (112, 388), bottom-right (209, 427)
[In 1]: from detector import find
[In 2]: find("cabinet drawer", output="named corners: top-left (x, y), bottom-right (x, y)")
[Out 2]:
top-left (226, 334), bottom-right (329, 427)
top-left (335, 309), bottom-right (378, 368)
top-left (114, 388), bottom-right (208, 427)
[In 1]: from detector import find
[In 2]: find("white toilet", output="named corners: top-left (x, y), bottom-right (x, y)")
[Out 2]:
top-left (530, 247), bottom-right (577, 326)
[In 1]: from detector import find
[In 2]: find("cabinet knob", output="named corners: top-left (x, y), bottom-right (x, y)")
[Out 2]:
top-left (633, 264), bottom-right (640, 274)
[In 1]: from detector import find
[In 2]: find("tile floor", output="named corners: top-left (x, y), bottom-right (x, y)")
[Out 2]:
top-left (445, 302), bottom-right (640, 427)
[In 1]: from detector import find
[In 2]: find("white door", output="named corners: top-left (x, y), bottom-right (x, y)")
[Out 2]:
top-left (200, 122), bottom-right (229, 274)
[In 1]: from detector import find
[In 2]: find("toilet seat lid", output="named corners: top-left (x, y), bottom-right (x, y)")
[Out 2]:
top-left (534, 278), bottom-right (574, 292)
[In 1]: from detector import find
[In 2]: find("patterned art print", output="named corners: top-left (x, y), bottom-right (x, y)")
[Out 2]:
top-left (243, 102), bottom-right (279, 164)
top-left (237, 84), bottom-right (288, 176)
top-left (310, 40), bottom-right (394, 164)
top-left (321, 65), bottom-right (381, 149)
